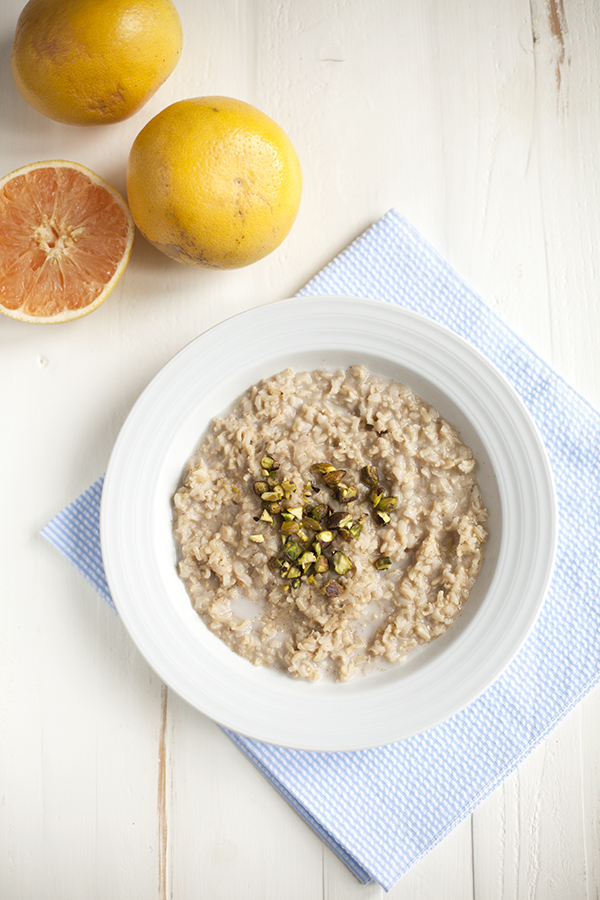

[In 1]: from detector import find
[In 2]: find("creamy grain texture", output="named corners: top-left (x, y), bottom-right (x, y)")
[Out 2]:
top-left (173, 366), bottom-right (488, 681)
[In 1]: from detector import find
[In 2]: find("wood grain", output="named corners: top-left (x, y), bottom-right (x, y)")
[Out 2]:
top-left (1, 0), bottom-right (599, 897)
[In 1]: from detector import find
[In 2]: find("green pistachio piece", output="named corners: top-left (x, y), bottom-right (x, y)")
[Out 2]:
top-left (311, 462), bottom-right (336, 475)
top-left (290, 577), bottom-right (301, 589)
top-left (336, 483), bottom-right (358, 503)
top-left (322, 579), bottom-right (344, 599)
top-left (361, 464), bottom-right (379, 486)
top-left (260, 455), bottom-right (279, 471)
top-left (280, 511), bottom-right (294, 522)
top-left (286, 565), bottom-right (302, 580)
top-left (316, 530), bottom-right (334, 547)
top-left (281, 480), bottom-right (296, 499)
top-left (333, 551), bottom-right (353, 575)
top-left (322, 468), bottom-right (346, 487)
top-left (286, 506), bottom-right (304, 519)
top-left (311, 504), bottom-right (329, 522)
top-left (267, 473), bottom-right (280, 486)
top-left (262, 485), bottom-right (284, 501)
top-left (254, 481), bottom-right (269, 496)
top-left (302, 516), bottom-right (321, 531)
top-left (259, 509), bottom-right (273, 523)
top-left (327, 511), bottom-right (344, 529)
top-left (376, 511), bottom-right (391, 526)
top-left (313, 555), bottom-right (330, 574)
top-left (349, 519), bottom-right (364, 539)
top-left (249, 534), bottom-right (265, 543)
top-left (378, 497), bottom-right (397, 513)
top-left (298, 551), bottom-right (317, 571)
top-left (266, 501), bottom-right (282, 514)
top-left (284, 539), bottom-right (302, 560)
top-left (281, 520), bottom-right (300, 536)
top-left (369, 486), bottom-right (385, 508)
top-left (374, 556), bottom-right (392, 570)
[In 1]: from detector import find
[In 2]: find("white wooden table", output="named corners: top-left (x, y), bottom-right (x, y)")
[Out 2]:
top-left (2, 1), bottom-right (600, 896)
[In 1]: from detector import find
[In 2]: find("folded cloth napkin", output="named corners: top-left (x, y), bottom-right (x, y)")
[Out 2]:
top-left (42, 209), bottom-right (600, 891)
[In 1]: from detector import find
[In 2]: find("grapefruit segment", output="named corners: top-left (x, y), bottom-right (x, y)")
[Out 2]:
top-left (0, 160), bottom-right (134, 323)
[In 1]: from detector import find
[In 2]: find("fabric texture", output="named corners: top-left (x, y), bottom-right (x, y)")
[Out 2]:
top-left (42, 210), bottom-right (600, 890)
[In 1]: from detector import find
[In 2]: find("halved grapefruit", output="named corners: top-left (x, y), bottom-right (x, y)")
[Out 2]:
top-left (0, 160), bottom-right (134, 323)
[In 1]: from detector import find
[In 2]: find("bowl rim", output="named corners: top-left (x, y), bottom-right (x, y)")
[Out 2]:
top-left (100, 295), bottom-right (558, 750)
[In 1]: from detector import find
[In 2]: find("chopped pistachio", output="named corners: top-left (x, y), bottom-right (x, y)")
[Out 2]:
top-left (316, 530), bottom-right (334, 547)
top-left (304, 480), bottom-right (314, 497)
top-left (336, 483), bottom-right (358, 503)
top-left (322, 579), bottom-right (344, 599)
top-left (298, 551), bottom-right (317, 571)
top-left (378, 496), bottom-right (397, 513)
top-left (286, 565), bottom-right (302, 580)
top-left (311, 540), bottom-right (322, 558)
top-left (259, 509), bottom-right (273, 523)
top-left (302, 516), bottom-right (321, 531)
top-left (254, 481), bottom-right (269, 496)
top-left (311, 504), bottom-right (329, 522)
top-left (322, 468), bottom-right (346, 487)
top-left (286, 506), bottom-right (304, 519)
top-left (284, 539), bottom-right (302, 560)
top-left (262, 487), bottom-right (284, 502)
top-left (333, 551), bottom-right (353, 575)
top-left (311, 462), bottom-right (336, 475)
top-left (337, 514), bottom-right (353, 529)
top-left (361, 464), bottom-right (379, 486)
top-left (268, 557), bottom-right (283, 571)
top-left (266, 501), bottom-right (282, 514)
top-left (290, 577), bottom-right (301, 589)
top-left (313, 555), bottom-right (330, 574)
top-left (369, 486), bottom-right (385, 508)
top-left (280, 511), bottom-right (295, 522)
top-left (297, 528), bottom-right (309, 542)
top-left (376, 511), bottom-right (391, 526)
top-left (374, 556), bottom-right (392, 570)
top-left (327, 511), bottom-right (344, 529)
top-left (280, 560), bottom-right (291, 574)
top-left (249, 534), bottom-right (265, 543)
top-left (349, 519), bottom-right (364, 539)
top-left (281, 480), bottom-right (296, 499)
top-left (306, 574), bottom-right (316, 585)
top-left (281, 520), bottom-right (300, 536)
top-left (260, 454), bottom-right (279, 471)
top-left (267, 473), bottom-right (280, 486)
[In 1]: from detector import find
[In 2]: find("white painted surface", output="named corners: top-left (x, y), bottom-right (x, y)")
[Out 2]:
top-left (1, 0), bottom-right (599, 897)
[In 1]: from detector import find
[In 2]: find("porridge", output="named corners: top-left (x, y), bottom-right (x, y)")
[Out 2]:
top-left (173, 366), bottom-right (488, 681)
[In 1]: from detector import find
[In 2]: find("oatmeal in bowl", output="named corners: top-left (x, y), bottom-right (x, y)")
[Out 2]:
top-left (173, 365), bottom-right (488, 682)
top-left (102, 296), bottom-right (556, 749)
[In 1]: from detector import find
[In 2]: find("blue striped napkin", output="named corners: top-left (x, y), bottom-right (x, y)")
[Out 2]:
top-left (42, 210), bottom-right (600, 890)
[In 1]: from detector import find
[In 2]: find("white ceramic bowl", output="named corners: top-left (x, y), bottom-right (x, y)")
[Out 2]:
top-left (101, 296), bottom-right (557, 751)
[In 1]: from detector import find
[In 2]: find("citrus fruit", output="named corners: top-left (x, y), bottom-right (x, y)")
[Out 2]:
top-left (0, 160), bottom-right (134, 323)
top-left (126, 96), bottom-right (302, 269)
top-left (11, 0), bottom-right (183, 126)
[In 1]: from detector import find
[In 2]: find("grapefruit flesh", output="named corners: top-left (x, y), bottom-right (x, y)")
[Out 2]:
top-left (0, 161), bottom-right (134, 323)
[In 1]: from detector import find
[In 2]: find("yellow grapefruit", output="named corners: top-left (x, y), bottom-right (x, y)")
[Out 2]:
top-left (0, 161), bottom-right (134, 323)
top-left (11, 0), bottom-right (183, 126)
top-left (126, 96), bottom-right (302, 269)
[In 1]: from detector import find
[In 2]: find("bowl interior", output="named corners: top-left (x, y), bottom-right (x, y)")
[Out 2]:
top-left (102, 297), bottom-right (556, 749)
